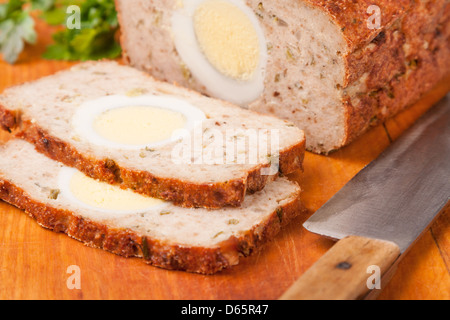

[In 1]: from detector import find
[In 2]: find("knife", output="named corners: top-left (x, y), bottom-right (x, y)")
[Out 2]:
top-left (280, 94), bottom-right (450, 300)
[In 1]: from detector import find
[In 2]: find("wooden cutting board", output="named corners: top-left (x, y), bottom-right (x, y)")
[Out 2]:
top-left (0, 20), bottom-right (449, 300)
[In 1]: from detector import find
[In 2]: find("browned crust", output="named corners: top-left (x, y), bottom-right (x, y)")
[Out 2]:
top-left (302, 0), bottom-right (411, 53)
top-left (0, 110), bottom-right (305, 208)
top-left (0, 107), bottom-right (18, 134)
top-left (302, 0), bottom-right (449, 151)
top-left (0, 177), bottom-right (303, 274)
top-left (116, 0), bottom-right (130, 66)
top-left (340, 0), bottom-right (450, 148)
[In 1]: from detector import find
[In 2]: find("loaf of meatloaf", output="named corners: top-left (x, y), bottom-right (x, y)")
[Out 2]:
top-left (0, 139), bottom-right (303, 274)
top-left (116, 0), bottom-right (450, 153)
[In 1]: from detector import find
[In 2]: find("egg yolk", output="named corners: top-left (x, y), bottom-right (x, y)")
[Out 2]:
top-left (93, 106), bottom-right (186, 146)
top-left (69, 171), bottom-right (165, 212)
top-left (193, 0), bottom-right (260, 81)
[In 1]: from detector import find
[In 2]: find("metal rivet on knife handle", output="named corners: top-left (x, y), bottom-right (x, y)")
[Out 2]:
top-left (279, 236), bottom-right (400, 300)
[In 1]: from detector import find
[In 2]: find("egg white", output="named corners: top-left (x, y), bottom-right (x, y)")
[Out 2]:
top-left (72, 95), bottom-right (206, 150)
top-left (172, 0), bottom-right (268, 106)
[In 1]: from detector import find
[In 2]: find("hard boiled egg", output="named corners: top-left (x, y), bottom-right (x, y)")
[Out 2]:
top-left (172, 0), bottom-right (268, 106)
top-left (58, 167), bottom-right (168, 215)
top-left (72, 94), bottom-right (206, 150)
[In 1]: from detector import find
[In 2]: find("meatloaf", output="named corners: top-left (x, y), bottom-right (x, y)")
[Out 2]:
top-left (116, 0), bottom-right (450, 153)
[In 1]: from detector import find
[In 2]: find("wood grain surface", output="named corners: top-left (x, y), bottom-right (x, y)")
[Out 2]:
top-left (0, 19), bottom-right (449, 300)
top-left (280, 236), bottom-right (402, 300)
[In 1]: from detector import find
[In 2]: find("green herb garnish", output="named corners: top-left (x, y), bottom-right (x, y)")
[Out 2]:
top-left (276, 207), bottom-right (283, 224)
top-left (43, 0), bottom-right (121, 61)
top-left (0, 0), bottom-right (121, 64)
top-left (212, 231), bottom-right (224, 239)
top-left (0, 0), bottom-right (39, 63)
top-left (141, 236), bottom-right (150, 260)
top-left (48, 188), bottom-right (60, 200)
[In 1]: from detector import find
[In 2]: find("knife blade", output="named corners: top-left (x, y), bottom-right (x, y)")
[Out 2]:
top-left (281, 94), bottom-right (450, 300)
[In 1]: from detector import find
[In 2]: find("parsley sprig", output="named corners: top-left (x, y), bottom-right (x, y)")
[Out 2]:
top-left (0, 0), bottom-right (121, 64)
top-left (0, 0), bottom-right (38, 63)
top-left (43, 0), bottom-right (121, 61)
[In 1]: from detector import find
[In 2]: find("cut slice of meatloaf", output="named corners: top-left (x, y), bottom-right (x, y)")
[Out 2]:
top-left (0, 61), bottom-right (305, 209)
top-left (0, 139), bottom-right (303, 274)
top-left (116, 0), bottom-right (450, 153)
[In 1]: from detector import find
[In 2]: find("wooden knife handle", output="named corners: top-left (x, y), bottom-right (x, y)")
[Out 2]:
top-left (279, 236), bottom-right (401, 300)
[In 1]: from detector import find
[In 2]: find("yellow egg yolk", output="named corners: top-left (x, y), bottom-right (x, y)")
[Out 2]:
top-left (69, 171), bottom-right (165, 212)
top-left (193, 0), bottom-right (260, 81)
top-left (93, 106), bottom-right (186, 146)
